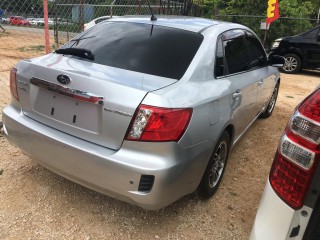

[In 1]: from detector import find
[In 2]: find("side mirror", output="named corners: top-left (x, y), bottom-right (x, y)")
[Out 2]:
top-left (268, 55), bottom-right (285, 67)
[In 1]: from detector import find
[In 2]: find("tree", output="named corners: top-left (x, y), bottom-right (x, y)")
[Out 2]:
top-left (200, 0), bottom-right (318, 46)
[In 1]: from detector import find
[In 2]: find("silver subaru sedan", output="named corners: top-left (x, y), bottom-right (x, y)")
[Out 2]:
top-left (2, 16), bottom-right (283, 210)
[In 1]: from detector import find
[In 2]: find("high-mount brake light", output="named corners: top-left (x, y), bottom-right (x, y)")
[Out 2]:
top-left (270, 88), bottom-right (320, 210)
top-left (10, 68), bottom-right (19, 101)
top-left (126, 105), bottom-right (192, 142)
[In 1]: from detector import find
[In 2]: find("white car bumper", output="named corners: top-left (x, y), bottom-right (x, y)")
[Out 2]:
top-left (250, 180), bottom-right (296, 240)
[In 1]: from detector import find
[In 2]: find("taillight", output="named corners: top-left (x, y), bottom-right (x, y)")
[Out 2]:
top-left (270, 88), bottom-right (320, 209)
top-left (125, 105), bottom-right (192, 142)
top-left (10, 68), bottom-right (19, 101)
top-left (280, 135), bottom-right (315, 170)
top-left (298, 89), bottom-right (320, 123)
top-left (269, 152), bottom-right (314, 209)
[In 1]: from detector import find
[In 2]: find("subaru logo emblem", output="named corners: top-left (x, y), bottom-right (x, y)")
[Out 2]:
top-left (57, 74), bottom-right (71, 85)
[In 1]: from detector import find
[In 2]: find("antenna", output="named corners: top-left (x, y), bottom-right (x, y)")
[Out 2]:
top-left (146, 0), bottom-right (157, 21)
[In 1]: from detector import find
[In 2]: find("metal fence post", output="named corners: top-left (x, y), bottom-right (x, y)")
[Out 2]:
top-left (43, 0), bottom-right (50, 54)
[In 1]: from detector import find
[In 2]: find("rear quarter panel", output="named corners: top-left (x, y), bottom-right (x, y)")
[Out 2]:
top-left (142, 24), bottom-right (240, 149)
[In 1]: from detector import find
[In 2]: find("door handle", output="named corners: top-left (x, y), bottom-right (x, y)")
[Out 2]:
top-left (232, 90), bottom-right (241, 99)
top-left (258, 80), bottom-right (263, 87)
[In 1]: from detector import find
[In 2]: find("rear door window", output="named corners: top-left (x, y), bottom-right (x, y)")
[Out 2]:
top-left (61, 22), bottom-right (204, 80)
top-left (245, 32), bottom-right (267, 69)
top-left (222, 30), bottom-right (250, 75)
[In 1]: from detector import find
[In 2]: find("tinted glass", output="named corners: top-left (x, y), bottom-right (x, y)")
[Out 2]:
top-left (304, 27), bottom-right (319, 39)
top-left (215, 38), bottom-right (224, 77)
top-left (223, 33), bottom-right (249, 74)
top-left (61, 22), bottom-right (203, 79)
top-left (245, 33), bottom-right (267, 68)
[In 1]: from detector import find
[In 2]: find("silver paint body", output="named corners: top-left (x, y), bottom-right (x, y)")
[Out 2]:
top-left (2, 16), bottom-right (280, 209)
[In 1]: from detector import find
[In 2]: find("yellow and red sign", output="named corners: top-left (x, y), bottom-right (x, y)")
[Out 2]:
top-left (266, 0), bottom-right (280, 26)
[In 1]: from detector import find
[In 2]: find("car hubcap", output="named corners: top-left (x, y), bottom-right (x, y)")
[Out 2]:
top-left (267, 86), bottom-right (278, 113)
top-left (209, 141), bottom-right (227, 188)
top-left (283, 57), bottom-right (298, 72)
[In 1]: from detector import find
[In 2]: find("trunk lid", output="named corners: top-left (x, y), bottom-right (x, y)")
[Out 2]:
top-left (16, 54), bottom-right (176, 150)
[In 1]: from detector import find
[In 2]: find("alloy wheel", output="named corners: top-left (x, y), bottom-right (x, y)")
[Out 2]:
top-left (267, 85), bottom-right (278, 114)
top-left (283, 57), bottom-right (298, 72)
top-left (209, 141), bottom-right (227, 188)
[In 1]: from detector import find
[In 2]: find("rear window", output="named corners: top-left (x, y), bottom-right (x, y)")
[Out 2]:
top-left (61, 22), bottom-right (203, 79)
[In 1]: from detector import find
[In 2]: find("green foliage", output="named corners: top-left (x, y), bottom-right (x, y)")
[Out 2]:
top-left (280, 0), bottom-right (314, 17)
top-left (201, 0), bottom-right (319, 47)
top-left (201, 0), bottom-right (217, 18)
top-left (270, 0), bottom-right (315, 42)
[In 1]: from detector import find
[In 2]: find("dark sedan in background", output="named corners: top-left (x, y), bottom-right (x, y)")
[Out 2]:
top-left (269, 25), bottom-right (320, 73)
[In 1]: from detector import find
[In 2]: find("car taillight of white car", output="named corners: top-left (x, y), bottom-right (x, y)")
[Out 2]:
top-left (269, 88), bottom-right (320, 210)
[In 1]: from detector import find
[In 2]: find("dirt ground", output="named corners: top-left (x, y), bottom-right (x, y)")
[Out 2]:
top-left (0, 29), bottom-right (320, 239)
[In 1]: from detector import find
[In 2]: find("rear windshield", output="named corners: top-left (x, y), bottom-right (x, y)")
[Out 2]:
top-left (61, 22), bottom-right (204, 79)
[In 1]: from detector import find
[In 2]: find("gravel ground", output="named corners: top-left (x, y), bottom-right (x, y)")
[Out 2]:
top-left (0, 31), bottom-right (319, 240)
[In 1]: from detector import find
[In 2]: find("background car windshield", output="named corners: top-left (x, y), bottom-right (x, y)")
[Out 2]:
top-left (62, 22), bottom-right (203, 79)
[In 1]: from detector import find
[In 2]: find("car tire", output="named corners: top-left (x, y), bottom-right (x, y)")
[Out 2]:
top-left (259, 83), bottom-right (279, 119)
top-left (197, 131), bottom-right (230, 199)
top-left (281, 54), bottom-right (301, 73)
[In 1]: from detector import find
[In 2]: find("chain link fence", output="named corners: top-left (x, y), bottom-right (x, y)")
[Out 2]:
top-left (0, 0), bottom-right (201, 119)
top-left (0, 1), bottom-right (318, 120)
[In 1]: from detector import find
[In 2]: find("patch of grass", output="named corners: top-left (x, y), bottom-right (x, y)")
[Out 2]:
top-left (17, 45), bottom-right (45, 53)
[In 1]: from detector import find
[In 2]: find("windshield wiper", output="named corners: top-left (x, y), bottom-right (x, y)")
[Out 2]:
top-left (55, 48), bottom-right (94, 61)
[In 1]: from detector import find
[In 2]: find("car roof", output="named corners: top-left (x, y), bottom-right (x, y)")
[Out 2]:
top-left (107, 15), bottom-right (222, 33)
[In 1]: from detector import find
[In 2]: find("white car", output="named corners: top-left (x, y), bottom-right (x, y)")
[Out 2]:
top-left (28, 18), bottom-right (42, 25)
top-left (1, 17), bottom-right (9, 24)
top-left (251, 85), bottom-right (320, 240)
top-left (28, 18), bottom-right (54, 26)
top-left (84, 16), bottom-right (117, 31)
top-left (2, 16), bottom-right (284, 210)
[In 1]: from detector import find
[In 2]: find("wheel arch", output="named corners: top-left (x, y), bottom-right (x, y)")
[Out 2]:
top-left (224, 124), bottom-right (235, 147)
top-left (284, 49), bottom-right (305, 66)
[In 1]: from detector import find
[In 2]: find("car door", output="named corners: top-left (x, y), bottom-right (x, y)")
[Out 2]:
top-left (244, 31), bottom-right (276, 111)
top-left (305, 26), bottom-right (320, 66)
top-left (217, 29), bottom-right (259, 138)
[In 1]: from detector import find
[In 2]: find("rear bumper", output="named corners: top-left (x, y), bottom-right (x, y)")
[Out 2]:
top-left (2, 105), bottom-right (212, 210)
top-left (250, 181), bottom-right (296, 240)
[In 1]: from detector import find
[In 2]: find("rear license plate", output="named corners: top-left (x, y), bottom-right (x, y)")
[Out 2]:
top-left (33, 88), bottom-right (101, 133)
